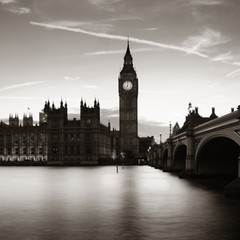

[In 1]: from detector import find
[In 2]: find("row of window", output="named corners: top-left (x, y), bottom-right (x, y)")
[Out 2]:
top-left (52, 146), bottom-right (92, 155)
top-left (51, 134), bottom-right (95, 143)
top-left (0, 134), bottom-right (46, 144)
top-left (0, 147), bottom-right (47, 155)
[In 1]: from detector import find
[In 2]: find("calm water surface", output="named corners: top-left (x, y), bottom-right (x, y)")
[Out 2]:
top-left (0, 166), bottom-right (239, 240)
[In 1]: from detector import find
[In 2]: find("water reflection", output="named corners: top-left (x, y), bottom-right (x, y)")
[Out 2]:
top-left (0, 166), bottom-right (239, 240)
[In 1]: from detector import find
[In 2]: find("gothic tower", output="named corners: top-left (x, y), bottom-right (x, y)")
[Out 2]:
top-left (118, 41), bottom-right (139, 160)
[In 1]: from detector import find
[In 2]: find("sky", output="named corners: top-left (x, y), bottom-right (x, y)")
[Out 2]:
top-left (1, 0), bottom-right (240, 142)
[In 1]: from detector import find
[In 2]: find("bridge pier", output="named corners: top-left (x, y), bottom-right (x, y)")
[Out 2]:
top-left (224, 155), bottom-right (240, 197)
top-left (179, 128), bottom-right (197, 178)
top-left (163, 138), bottom-right (176, 172)
top-left (155, 144), bottom-right (163, 169)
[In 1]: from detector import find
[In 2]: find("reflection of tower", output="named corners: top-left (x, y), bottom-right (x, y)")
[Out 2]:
top-left (118, 41), bottom-right (139, 159)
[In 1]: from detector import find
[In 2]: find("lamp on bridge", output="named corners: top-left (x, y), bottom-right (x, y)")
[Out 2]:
top-left (169, 121), bottom-right (172, 138)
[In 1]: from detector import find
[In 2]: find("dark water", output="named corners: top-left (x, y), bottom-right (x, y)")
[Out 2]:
top-left (0, 166), bottom-right (239, 240)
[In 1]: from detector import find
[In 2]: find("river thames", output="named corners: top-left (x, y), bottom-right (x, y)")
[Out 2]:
top-left (0, 166), bottom-right (239, 240)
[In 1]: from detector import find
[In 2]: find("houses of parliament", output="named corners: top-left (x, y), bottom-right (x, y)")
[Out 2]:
top-left (0, 42), bottom-right (143, 165)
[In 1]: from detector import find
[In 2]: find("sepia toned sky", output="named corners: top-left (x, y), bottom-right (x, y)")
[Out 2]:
top-left (1, 0), bottom-right (240, 141)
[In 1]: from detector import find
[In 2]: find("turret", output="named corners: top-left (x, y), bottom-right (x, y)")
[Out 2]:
top-left (9, 114), bottom-right (19, 126)
top-left (23, 114), bottom-right (33, 126)
top-left (210, 107), bottom-right (218, 119)
top-left (80, 99), bottom-right (100, 121)
top-left (60, 98), bottom-right (64, 108)
top-left (43, 99), bottom-right (68, 127)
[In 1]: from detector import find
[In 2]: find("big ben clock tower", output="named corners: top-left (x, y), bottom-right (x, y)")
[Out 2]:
top-left (119, 41), bottom-right (139, 160)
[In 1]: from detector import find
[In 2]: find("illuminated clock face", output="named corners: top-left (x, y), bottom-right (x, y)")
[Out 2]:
top-left (123, 81), bottom-right (133, 90)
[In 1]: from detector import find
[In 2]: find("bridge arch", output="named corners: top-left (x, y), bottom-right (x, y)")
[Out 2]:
top-left (173, 143), bottom-right (186, 171)
top-left (196, 135), bottom-right (240, 177)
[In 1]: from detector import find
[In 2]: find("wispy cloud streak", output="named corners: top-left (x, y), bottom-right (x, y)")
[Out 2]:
top-left (0, 81), bottom-right (45, 92)
top-left (182, 29), bottom-right (229, 56)
top-left (8, 7), bottom-right (30, 15)
top-left (225, 67), bottom-right (240, 78)
top-left (85, 50), bottom-right (125, 56)
top-left (0, 96), bottom-right (45, 100)
top-left (189, 0), bottom-right (224, 5)
top-left (85, 48), bottom-right (152, 56)
top-left (83, 84), bottom-right (105, 89)
top-left (0, 0), bottom-right (30, 15)
top-left (0, 0), bottom-right (15, 4)
top-left (211, 51), bottom-right (233, 62)
top-left (140, 90), bottom-right (175, 95)
top-left (145, 27), bottom-right (159, 31)
top-left (30, 21), bottom-right (208, 58)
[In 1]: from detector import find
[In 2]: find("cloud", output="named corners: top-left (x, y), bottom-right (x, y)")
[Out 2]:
top-left (224, 62), bottom-right (240, 78)
top-left (189, 0), bottom-right (224, 5)
top-left (211, 53), bottom-right (240, 78)
top-left (182, 29), bottom-right (229, 55)
top-left (89, 0), bottom-right (120, 4)
top-left (30, 21), bottom-right (209, 58)
top-left (145, 27), bottom-right (159, 31)
top-left (85, 48), bottom-right (152, 56)
top-left (49, 16), bottom-right (141, 33)
top-left (50, 20), bottom-right (113, 33)
top-left (211, 51), bottom-right (233, 63)
top-left (88, 0), bottom-right (121, 11)
top-left (0, 0), bottom-right (30, 15)
top-left (85, 50), bottom-right (125, 56)
top-left (0, 0), bottom-right (15, 4)
top-left (8, 6), bottom-right (30, 14)
top-left (101, 16), bottom-right (141, 22)
top-left (83, 85), bottom-right (104, 89)
top-left (0, 96), bottom-right (45, 100)
top-left (64, 76), bottom-right (79, 81)
top-left (0, 81), bottom-right (45, 92)
top-left (225, 68), bottom-right (240, 78)
top-left (140, 90), bottom-right (175, 95)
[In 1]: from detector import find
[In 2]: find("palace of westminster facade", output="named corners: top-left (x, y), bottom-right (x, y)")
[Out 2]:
top-left (0, 42), bottom-right (142, 165)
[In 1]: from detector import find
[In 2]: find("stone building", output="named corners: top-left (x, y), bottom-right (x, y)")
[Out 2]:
top-left (0, 99), bottom-right (113, 165)
top-left (0, 115), bottom-right (47, 163)
top-left (44, 99), bottom-right (112, 165)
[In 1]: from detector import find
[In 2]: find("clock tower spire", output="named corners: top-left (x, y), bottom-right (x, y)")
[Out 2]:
top-left (118, 41), bottom-right (139, 162)
top-left (124, 39), bottom-right (133, 66)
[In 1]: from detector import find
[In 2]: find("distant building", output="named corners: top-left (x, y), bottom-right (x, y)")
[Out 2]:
top-left (139, 136), bottom-right (155, 160)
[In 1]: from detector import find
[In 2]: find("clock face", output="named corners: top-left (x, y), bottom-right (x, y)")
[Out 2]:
top-left (123, 81), bottom-right (133, 90)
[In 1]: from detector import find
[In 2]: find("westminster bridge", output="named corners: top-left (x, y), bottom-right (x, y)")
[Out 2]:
top-left (148, 106), bottom-right (240, 182)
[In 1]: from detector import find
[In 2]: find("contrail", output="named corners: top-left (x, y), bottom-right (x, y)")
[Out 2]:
top-left (225, 68), bottom-right (240, 78)
top-left (0, 81), bottom-right (45, 92)
top-left (30, 21), bottom-right (208, 58)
